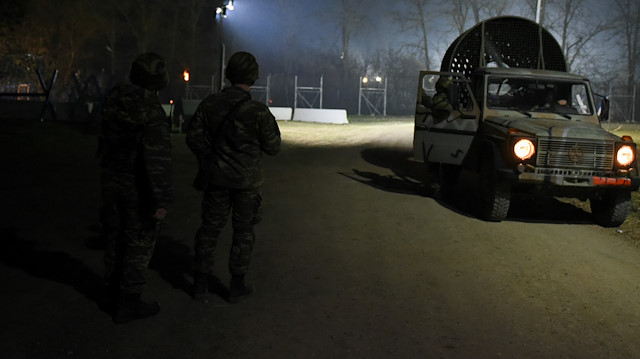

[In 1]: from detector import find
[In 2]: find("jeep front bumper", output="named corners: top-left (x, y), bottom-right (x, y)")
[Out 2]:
top-left (516, 169), bottom-right (640, 190)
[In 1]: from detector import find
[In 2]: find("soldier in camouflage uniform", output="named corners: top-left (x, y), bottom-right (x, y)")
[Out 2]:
top-left (431, 76), bottom-right (453, 122)
top-left (186, 51), bottom-right (281, 303)
top-left (99, 52), bottom-right (173, 323)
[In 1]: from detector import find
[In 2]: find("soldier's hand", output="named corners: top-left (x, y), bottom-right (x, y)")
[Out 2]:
top-left (153, 208), bottom-right (167, 221)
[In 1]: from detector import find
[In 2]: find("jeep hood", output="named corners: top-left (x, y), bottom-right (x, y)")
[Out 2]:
top-left (486, 117), bottom-right (620, 141)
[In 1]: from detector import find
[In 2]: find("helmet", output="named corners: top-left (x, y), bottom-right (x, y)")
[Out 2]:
top-left (129, 52), bottom-right (169, 91)
top-left (225, 51), bottom-right (259, 85)
top-left (435, 77), bottom-right (452, 92)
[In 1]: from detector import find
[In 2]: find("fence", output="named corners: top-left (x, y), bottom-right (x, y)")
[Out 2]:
top-left (358, 76), bottom-right (387, 116)
top-left (608, 83), bottom-right (636, 123)
top-left (0, 69), bottom-right (58, 121)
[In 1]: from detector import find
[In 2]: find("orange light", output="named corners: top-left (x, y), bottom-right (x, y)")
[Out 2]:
top-left (514, 139), bottom-right (535, 160)
top-left (170, 99), bottom-right (174, 105)
top-left (183, 69), bottom-right (190, 82)
top-left (616, 145), bottom-right (635, 167)
top-left (622, 135), bottom-right (633, 142)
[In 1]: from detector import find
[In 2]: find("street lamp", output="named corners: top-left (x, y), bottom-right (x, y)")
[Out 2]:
top-left (216, 1), bottom-right (235, 90)
top-left (216, 0), bottom-right (234, 18)
top-left (362, 76), bottom-right (382, 85)
top-left (183, 68), bottom-right (190, 98)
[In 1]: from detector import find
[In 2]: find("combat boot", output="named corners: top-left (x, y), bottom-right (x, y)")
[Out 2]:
top-left (228, 274), bottom-right (253, 303)
top-left (192, 273), bottom-right (209, 301)
top-left (113, 293), bottom-right (160, 324)
top-left (102, 277), bottom-right (120, 314)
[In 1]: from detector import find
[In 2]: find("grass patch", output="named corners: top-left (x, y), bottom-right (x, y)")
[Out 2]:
top-left (346, 115), bottom-right (413, 123)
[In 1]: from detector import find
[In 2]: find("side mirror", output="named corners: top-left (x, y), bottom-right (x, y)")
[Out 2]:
top-left (598, 97), bottom-right (610, 123)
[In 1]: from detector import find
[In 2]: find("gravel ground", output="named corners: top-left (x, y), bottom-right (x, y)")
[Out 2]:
top-left (2, 118), bottom-right (640, 358)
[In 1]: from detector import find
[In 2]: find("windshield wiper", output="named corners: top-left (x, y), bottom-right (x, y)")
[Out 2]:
top-left (506, 107), bottom-right (532, 117)
top-left (550, 111), bottom-right (572, 120)
top-left (534, 107), bottom-right (573, 119)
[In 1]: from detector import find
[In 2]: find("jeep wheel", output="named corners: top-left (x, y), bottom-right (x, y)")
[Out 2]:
top-left (477, 159), bottom-right (511, 222)
top-left (438, 163), bottom-right (461, 200)
top-left (590, 190), bottom-right (631, 227)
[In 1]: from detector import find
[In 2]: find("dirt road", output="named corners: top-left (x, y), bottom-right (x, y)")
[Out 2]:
top-left (2, 119), bottom-right (640, 358)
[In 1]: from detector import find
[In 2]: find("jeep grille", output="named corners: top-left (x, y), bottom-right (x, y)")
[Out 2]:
top-left (536, 139), bottom-right (613, 170)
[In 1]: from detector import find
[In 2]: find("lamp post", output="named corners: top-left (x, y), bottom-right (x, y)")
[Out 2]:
top-left (183, 68), bottom-right (190, 98)
top-left (215, 1), bottom-right (235, 91)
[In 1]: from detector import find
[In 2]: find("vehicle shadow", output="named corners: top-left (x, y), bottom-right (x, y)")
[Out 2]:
top-left (507, 195), bottom-right (594, 225)
top-left (338, 169), bottom-right (430, 197)
top-left (342, 146), bottom-right (434, 196)
top-left (354, 146), bottom-right (595, 225)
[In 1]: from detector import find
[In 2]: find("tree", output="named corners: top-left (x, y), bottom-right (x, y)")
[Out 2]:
top-left (613, 0), bottom-right (640, 98)
top-left (397, 0), bottom-right (435, 70)
top-left (0, 0), bottom-right (27, 53)
top-left (449, 0), bottom-right (471, 34)
top-left (336, 0), bottom-right (369, 77)
top-left (379, 48), bottom-right (423, 115)
top-left (9, 0), bottom-right (106, 94)
top-left (182, 0), bottom-right (215, 77)
top-left (523, 0), bottom-right (547, 24)
top-left (322, 0), bottom-right (371, 107)
top-left (443, 0), bottom-right (513, 35)
top-left (118, 1), bottom-right (161, 53)
top-left (483, 0), bottom-right (510, 18)
top-left (542, 0), bottom-right (613, 73)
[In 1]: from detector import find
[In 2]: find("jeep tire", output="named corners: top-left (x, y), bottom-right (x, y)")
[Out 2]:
top-left (590, 190), bottom-right (631, 227)
top-left (477, 157), bottom-right (511, 222)
top-left (438, 163), bottom-right (461, 200)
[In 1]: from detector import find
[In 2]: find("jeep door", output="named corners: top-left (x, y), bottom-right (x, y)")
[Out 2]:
top-left (413, 71), bottom-right (480, 165)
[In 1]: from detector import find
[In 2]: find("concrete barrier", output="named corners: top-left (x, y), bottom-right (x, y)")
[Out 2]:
top-left (161, 104), bottom-right (175, 118)
top-left (292, 108), bottom-right (349, 124)
top-left (269, 107), bottom-right (292, 121)
top-left (182, 99), bottom-right (201, 120)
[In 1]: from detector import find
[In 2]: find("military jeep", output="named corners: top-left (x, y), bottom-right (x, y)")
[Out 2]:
top-left (413, 16), bottom-right (640, 226)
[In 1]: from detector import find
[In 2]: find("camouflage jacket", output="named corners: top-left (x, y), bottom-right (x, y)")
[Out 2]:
top-left (186, 86), bottom-right (281, 189)
top-left (99, 84), bottom-right (173, 208)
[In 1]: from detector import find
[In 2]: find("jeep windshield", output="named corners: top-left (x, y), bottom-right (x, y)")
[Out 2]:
top-left (486, 76), bottom-right (593, 117)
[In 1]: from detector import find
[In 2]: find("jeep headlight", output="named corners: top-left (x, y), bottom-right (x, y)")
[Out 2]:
top-left (514, 139), bottom-right (536, 160)
top-left (616, 145), bottom-right (635, 167)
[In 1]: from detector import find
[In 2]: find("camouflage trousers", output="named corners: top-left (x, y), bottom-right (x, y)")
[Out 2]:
top-left (194, 186), bottom-right (262, 276)
top-left (101, 170), bottom-right (160, 295)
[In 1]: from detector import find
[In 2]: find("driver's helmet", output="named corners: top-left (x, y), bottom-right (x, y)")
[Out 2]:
top-left (435, 77), bottom-right (452, 93)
